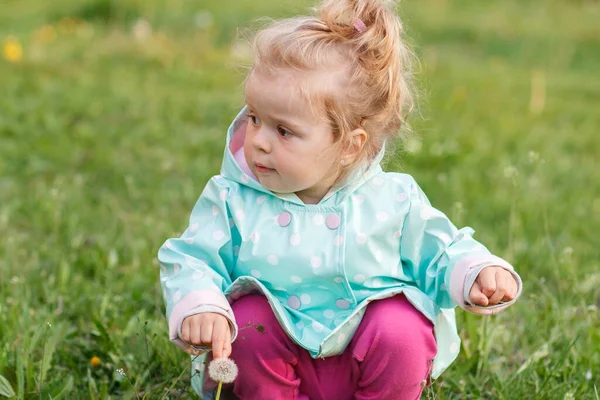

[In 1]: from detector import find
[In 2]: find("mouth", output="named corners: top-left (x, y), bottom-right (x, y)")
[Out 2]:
top-left (255, 163), bottom-right (276, 174)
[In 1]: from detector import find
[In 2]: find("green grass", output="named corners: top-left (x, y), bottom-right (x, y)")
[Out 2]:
top-left (1, 0), bottom-right (599, 398)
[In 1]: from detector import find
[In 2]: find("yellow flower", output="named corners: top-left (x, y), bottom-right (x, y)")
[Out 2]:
top-left (90, 356), bottom-right (101, 367)
top-left (2, 36), bottom-right (23, 63)
top-left (34, 25), bottom-right (57, 44)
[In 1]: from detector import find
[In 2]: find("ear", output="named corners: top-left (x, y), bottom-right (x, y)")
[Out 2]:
top-left (343, 128), bottom-right (367, 163)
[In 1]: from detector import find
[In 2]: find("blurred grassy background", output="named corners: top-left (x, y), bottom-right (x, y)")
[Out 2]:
top-left (1, 0), bottom-right (599, 398)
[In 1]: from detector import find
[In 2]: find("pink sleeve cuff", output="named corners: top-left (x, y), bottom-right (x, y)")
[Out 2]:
top-left (449, 254), bottom-right (522, 314)
top-left (168, 290), bottom-right (238, 353)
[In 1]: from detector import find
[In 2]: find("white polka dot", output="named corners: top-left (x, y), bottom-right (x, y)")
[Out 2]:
top-left (296, 321), bottom-right (305, 330)
top-left (184, 237), bottom-right (194, 244)
top-left (323, 309), bottom-right (335, 318)
top-left (241, 174), bottom-right (249, 184)
top-left (219, 190), bottom-right (228, 201)
top-left (256, 195), bottom-right (266, 205)
top-left (189, 223), bottom-right (199, 232)
top-left (356, 233), bottom-right (367, 244)
top-left (233, 246), bottom-right (240, 256)
top-left (291, 276), bottom-right (302, 283)
top-left (376, 212), bottom-right (389, 221)
top-left (311, 256), bottom-right (322, 269)
top-left (370, 278), bottom-right (383, 288)
top-left (250, 269), bottom-right (261, 278)
top-left (420, 207), bottom-right (437, 220)
top-left (393, 230), bottom-right (401, 240)
top-left (160, 264), bottom-right (167, 274)
top-left (396, 193), bottom-right (408, 202)
top-left (213, 230), bottom-right (225, 240)
top-left (288, 296), bottom-right (300, 309)
top-left (192, 270), bottom-right (205, 279)
top-left (440, 283), bottom-right (447, 290)
top-left (250, 231), bottom-right (260, 243)
top-left (354, 194), bottom-right (365, 205)
top-left (312, 215), bottom-right (324, 226)
top-left (450, 342), bottom-right (459, 353)
top-left (235, 209), bottom-right (245, 220)
top-left (300, 294), bottom-right (311, 304)
top-left (334, 236), bottom-right (345, 246)
top-left (172, 291), bottom-right (181, 302)
top-left (212, 205), bottom-right (220, 216)
top-left (334, 277), bottom-right (344, 284)
top-left (335, 299), bottom-right (351, 309)
top-left (173, 264), bottom-right (181, 274)
top-left (375, 251), bottom-right (383, 262)
top-left (229, 218), bottom-right (235, 228)
top-left (164, 240), bottom-right (175, 250)
top-left (354, 274), bottom-right (366, 283)
top-left (337, 333), bottom-right (347, 343)
top-left (267, 255), bottom-right (278, 265)
top-left (290, 233), bottom-right (301, 246)
top-left (185, 256), bottom-right (206, 268)
top-left (372, 177), bottom-right (384, 186)
top-left (312, 321), bottom-right (324, 332)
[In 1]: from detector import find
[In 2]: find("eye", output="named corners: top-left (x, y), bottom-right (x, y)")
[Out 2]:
top-left (277, 126), bottom-right (293, 137)
top-left (249, 113), bottom-right (261, 126)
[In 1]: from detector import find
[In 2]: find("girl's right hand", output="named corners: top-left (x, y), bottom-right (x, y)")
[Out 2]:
top-left (181, 312), bottom-right (232, 358)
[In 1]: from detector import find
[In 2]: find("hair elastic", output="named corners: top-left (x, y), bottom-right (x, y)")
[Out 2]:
top-left (352, 18), bottom-right (367, 34)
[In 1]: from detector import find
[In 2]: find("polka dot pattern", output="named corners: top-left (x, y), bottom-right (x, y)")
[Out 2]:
top-left (326, 214), bottom-right (341, 230)
top-left (213, 230), bottom-right (225, 240)
top-left (356, 233), bottom-right (368, 244)
top-left (267, 255), bottom-right (278, 265)
top-left (250, 231), bottom-right (260, 243)
top-left (376, 211), bottom-right (389, 221)
top-left (311, 256), bottom-right (322, 269)
top-left (290, 233), bottom-right (301, 246)
top-left (212, 205), bottom-right (220, 216)
top-left (288, 296), bottom-right (300, 310)
top-left (189, 223), bottom-right (199, 232)
top-left (256, 195), bottom-right (266, 205)
top-left (300, 294), bottom-right (311, 304)
top-left (291, 276), bottom-right (302, 283)
top-left (251, 270), bottom-right (261, 278)
top-left (312, 321), bottom-right (324, 332)
top-left (450, 342), bottom-right (459, 354)
top-left (278, 212), bottom-right (291, 227)
top-left (336, 299), bottom-right (351, 309)
top-left (323, 309), bottom-right (335, 318)
top-left (184, 237), bottom-right (194, 244)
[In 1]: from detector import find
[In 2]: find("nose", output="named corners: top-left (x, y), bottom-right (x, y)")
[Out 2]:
top-left (251, 127), bottom-right (272, 154)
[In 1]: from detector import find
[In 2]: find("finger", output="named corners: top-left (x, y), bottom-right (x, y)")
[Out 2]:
top-left (200, 319), bottom-right (214, 346)
top-left (190, 316), bottom-right (203, 345)
top-left (469, 282), bottom-right (489, 306)
top-left (181, 318), bottom-right (190, 343)
top-left (477, 268), bottom-right (497, 298)
top-left (502, 273), bottom-right (518, 302)
top-left (223, 325), bottom-right (232, 358)
top-left (211, 321), bottom-right (228, 359)
top-left (487, 280), bottom-right (506, 305)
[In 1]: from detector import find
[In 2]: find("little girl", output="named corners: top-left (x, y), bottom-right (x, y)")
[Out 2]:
top-left (158, 0), bottom-right (523, 398)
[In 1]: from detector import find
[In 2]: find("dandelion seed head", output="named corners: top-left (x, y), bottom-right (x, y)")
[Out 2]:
top-left (208, 358), bottom-right (238, 383)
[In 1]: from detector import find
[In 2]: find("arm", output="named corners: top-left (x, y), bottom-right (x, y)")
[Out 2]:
top-left (399, 178), bottom-right (522, 313)
top-left (158, 176), bottom-right (239, 352)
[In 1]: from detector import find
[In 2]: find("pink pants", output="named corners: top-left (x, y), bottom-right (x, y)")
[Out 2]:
top-left (229, 294), bottom-right (437, 400)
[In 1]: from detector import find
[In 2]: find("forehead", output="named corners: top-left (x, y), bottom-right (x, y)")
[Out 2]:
top-left (245, 67), bottom-right (341, 122)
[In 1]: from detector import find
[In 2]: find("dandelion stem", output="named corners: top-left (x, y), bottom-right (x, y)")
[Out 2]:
top-left (215, 381), bottom-right (223, 400)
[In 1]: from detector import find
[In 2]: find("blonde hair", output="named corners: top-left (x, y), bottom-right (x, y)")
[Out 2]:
top-left (248, 0), bottom-right (415, 172)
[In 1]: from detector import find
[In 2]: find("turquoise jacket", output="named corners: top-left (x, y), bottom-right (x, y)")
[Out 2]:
top-left (158, 108), bottom-right (522, 398)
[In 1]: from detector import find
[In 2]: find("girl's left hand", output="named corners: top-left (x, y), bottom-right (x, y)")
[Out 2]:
top-left (469, 266), bottom-right (518, 306)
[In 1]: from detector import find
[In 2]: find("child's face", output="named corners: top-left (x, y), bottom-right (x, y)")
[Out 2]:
top-left (243, 68), bottom-right (341, 204)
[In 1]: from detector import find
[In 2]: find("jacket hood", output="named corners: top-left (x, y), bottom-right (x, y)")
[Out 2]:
top-left (220, 106), bottom-right (385, 206)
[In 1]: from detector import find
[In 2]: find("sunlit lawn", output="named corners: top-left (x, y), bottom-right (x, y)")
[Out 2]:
top-left (1, 0), bottom-right (599, 398)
